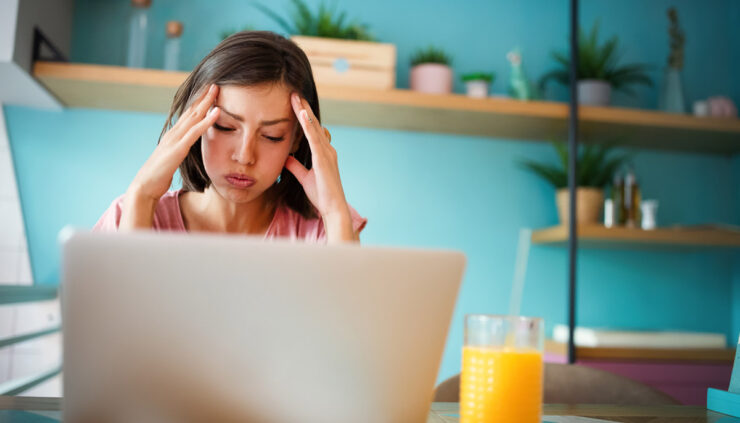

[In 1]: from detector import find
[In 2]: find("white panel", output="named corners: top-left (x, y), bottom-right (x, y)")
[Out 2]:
top-left (11, 331), bottom-right (61, 358)
top-left (0, 349), bottom-right (11, 384)
top-left (18, 373), bottom-right (62, 397)
top-left (16, 251), bottom-right (32, 285)
top-left (8, 352), bottom-right (59, 381)
top-left (0, 150), bottom-right (18, 200)
top-left (0, 62), bottom-right (61, 109)
top-left (12, 300), bottom-right (60, 337)
top-left (0, 251), bottom-right (20, 284)
top-left (0, 199), bottom-right (24, 249)
top-left (0, 0), bottom-right (19, 63)
top-left (0, 305), bottom-right (17, 338)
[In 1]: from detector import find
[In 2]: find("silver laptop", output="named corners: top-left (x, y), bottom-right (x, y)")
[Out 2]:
top-left (60, 229), bottom-right (465, 423)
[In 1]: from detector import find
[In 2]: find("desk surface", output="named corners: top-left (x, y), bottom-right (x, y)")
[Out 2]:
top-left (0, 396), bottom-right (728, 422)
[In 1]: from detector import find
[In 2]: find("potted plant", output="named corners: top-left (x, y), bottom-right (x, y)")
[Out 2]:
top-left (254, 0), bottom-right (396, 90)
top-left (410, 46), bottom-right (453, 94)
top-left (539, 22), bottom-right (653, 106)
top-left (521, 142), bottom-right (631, 225)
top-left (461, 72), bottom-right (495, 98)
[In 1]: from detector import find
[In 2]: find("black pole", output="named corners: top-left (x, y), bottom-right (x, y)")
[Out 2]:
top-left (567, 0), bottom-right (579, 365)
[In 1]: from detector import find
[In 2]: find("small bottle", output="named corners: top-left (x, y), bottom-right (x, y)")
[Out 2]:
top-left (611, 174), bottom-right (624, 226)
top-left (126, 0), bottom-right (151, 68)
top-left (164, 21), bottom-right (183, 71)
top-left (604, 198), bottom-right (615, 228)
top-left (623, 168), bottom-right (641, 228)
top-left (640, 200), bottom-right (659, 230)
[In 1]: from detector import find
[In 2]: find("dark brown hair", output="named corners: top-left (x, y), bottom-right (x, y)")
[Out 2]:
top-left (161, 31), bottom-right (319, 219)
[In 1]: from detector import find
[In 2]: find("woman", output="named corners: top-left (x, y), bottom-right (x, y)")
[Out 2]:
top-left (94, 31), bottom-right (366, 243)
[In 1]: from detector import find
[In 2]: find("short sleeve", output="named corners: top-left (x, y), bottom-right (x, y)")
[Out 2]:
top-left (348, 204), bottom-right (367, 234)
top-left (313, 204), bottom-right (367, 243)
top-left (92, 195), bottom-right (125, 232)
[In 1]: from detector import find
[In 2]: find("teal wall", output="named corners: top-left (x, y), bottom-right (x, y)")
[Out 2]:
top-left (6, 0), bottom-right (740, 383)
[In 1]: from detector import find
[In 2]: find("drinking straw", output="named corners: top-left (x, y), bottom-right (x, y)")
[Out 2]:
top-left (508, 228), bottom-right (532, 319)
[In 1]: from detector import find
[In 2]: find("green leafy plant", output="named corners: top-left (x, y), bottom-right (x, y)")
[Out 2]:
top-left (520, 142), bottom-right (631, 189)
top-left (410, 46), bottom-right (452, 67)
top-left (539, 22), bottom-right (653, 96)
top-left (461, 72), bottom-right (495, 83)
top-left (253, 0), bottom-right (374, 41)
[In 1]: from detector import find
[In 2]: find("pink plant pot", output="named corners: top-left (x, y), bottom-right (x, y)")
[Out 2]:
top-left (410, 64), bottom-right (453, 94)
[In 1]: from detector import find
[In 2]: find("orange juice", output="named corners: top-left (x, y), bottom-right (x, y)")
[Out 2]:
top-left (460, 346), bottom-right (543, 423)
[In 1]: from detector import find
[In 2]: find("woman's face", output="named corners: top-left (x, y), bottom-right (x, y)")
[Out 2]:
top-left (201, 82), bottom-right (300, 205)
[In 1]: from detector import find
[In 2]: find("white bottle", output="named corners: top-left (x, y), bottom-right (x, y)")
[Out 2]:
top-left (164, 21), bottom-right (183, 71)
top-left (126, 0), bottom-right (151, 68)
top-left (640, 200), bottom-right (659, 230)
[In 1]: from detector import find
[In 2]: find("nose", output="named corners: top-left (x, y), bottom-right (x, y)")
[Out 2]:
top-left (232, 133), bottom-right (257, 165)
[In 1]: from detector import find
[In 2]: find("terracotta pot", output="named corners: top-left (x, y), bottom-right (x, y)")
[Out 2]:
top-left (556, 188), bottom-right (604, 225)
top-left (410, 63), bottom-right (452, 94)
top-left (577, 79), bottom-right (611, 106)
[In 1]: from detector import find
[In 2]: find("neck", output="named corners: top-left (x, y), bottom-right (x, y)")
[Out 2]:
top-left (190, 186), bottom-right (276, 234)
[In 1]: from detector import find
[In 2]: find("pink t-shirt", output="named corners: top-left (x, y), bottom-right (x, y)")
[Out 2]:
top-left (93, 189), bottom-right (367, 243)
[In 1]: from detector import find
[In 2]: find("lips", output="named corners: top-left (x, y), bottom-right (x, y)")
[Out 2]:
top-left (225, 173), bottom-right (256, 188)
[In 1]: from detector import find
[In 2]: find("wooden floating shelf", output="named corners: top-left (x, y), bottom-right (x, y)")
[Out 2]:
top-left (33, 61), bottom-right (740, 154)
top-left (545, 340), bottom-right (736, 363)
top-left (532, 225), bottom-right (740, 248)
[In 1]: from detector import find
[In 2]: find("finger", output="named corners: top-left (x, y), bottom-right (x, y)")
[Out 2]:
top-left (180, 106), bottom-right (220, 150)
top-left (323, 127), bottom-right (331, 143)
top-left (192, 84), bottom-right (220, 118)
top-left (284, 155), bottom-right (309, 184)
top-left (170, 84), bottom-right (219, 141)
top-left (291, 94), bottom-right (321, 152)
top-left (298, 95), bottom-right (319, 126)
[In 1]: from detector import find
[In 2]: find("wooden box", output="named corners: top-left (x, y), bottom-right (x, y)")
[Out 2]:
top-left (291, 36), bottom-right (396, 90)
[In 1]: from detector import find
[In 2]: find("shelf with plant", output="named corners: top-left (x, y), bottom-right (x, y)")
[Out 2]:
top-left (408, 46), bottom-right (454, 95)
top-left (521, 142), bottom-right (631, 225)
top-left (253, 0), bottom-right (396, 90)
top-left (461, 72), bottom-right (496, 98)
top-left (539, 21), bottom-right (653, 107)
top-left (32, 60), bottom-right (740, 154)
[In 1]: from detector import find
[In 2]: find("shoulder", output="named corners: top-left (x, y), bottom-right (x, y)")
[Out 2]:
top-left (266, 203), bottom-right (367, 243)
top-left (92, 190), bottom-right (186, 232)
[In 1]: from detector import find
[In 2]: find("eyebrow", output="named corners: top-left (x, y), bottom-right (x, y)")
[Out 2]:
top-left (218, 106), bottom-right (291, 126)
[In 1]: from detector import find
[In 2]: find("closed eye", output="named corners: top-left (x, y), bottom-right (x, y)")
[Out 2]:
top-left (264, 135), bottom-right (284, 142)
top-left (213, 123), bottom-right (234, 132)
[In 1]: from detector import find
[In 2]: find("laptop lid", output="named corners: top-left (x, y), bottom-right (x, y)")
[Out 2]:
top-left (61, 229), bottom-right (465, 423)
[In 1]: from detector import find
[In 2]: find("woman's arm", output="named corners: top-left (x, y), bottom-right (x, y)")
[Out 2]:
top-left (119, 84), bottom-right (221, 231)
top-left (285, 92), bottom-right (360, 244)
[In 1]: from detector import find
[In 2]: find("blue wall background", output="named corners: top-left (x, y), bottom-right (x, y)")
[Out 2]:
top-left (6, 0), bottom-right (740, 383)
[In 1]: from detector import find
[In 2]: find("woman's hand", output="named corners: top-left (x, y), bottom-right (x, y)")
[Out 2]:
top-left (120, 84), bottom-right (221, 230)
top-left (284, 93), bottom-right (357, 243)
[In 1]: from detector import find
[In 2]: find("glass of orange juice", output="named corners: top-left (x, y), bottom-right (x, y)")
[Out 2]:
top-left (460, 314), bottom-right (544, 423)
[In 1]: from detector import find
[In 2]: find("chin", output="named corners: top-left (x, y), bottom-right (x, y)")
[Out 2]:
top-left (213, 183), bottom-right (264, 204)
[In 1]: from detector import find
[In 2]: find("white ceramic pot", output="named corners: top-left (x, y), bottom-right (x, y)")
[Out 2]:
top-left (577, 80), bottom-right (612, 106)
top-left (410, 63), bottom-right (453, 94)
top-left (464, 80), bottom-right (489, 98)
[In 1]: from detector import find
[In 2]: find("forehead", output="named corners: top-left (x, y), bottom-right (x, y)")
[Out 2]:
top-left (216, 82), bottom-right (293, 120)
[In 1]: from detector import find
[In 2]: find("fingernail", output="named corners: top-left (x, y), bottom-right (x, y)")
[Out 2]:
top-left (209, 106), bottom-right (219, 116)
top-left (301, 109), bottom-right (308, 120)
